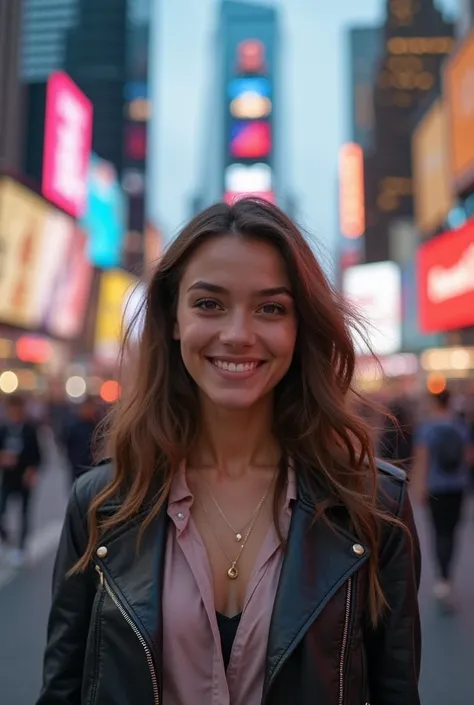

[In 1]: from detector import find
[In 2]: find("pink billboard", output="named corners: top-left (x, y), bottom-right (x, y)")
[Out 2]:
top-left (42, 72), bottom-right (93, 218)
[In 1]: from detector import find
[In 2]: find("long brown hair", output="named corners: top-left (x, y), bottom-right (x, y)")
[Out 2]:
top-left (76, 198), bottom-right (401, 625)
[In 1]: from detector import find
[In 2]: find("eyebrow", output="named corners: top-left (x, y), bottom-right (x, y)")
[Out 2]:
top-left (187, 281), bottom-right (293, 297)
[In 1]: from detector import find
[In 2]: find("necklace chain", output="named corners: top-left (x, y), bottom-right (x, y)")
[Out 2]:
top-left (202, 478), bottom-right (268, 542)
top-left (199, 474), bottom-right (276, 580)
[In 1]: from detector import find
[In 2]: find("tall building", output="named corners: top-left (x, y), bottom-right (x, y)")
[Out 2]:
top-left (0, 0), bottom-right (23, 172)
top-left (21, 0), bottom-right (128, 180)
top-left (194, 0), bottom-right (286, 209)
top-left (21, 0), bottom-right (78, 80)
top-left (348, 27), bottom-right (382, 152)
top-left (363, 0), bottom-right (455, 263)
top-left (122, 0), bottom-right (152, 274)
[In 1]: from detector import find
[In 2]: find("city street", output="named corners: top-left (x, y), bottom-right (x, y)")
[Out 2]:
top-left (1, 458), bottom-right (473, 705)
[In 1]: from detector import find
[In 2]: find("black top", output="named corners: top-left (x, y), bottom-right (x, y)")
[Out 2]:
top-left (216, 611), bottom-right (242, 669)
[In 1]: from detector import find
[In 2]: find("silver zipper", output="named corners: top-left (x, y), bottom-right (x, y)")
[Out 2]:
top-left (95, 565), bottom-right (160, 705)
top-left (338, 577), bottom-right (353, 705)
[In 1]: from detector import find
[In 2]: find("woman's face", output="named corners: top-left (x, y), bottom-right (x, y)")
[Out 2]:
top-left (175, 235), bottom-right (297, 410)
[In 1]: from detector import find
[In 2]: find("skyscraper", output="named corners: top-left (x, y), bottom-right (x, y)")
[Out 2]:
top-left (0, 0), bottom-right (23, 172)
top-left (348, 27), bottom-right (382, 152)
top-left (194, 0), bottom-right (285, 209)
top-left (364, 0), bottom-right (455, 263)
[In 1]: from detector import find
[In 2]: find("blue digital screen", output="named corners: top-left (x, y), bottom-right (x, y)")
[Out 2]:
top-left (227, 77), bottom-right (271, 101)
top-left (81, 153), bottom-right (127, 269)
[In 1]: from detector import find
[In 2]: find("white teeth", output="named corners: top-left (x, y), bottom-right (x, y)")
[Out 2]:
top-left (213, 359), bottom-right (259, 372)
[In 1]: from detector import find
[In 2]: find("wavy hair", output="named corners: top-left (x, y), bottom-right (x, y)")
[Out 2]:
top-left (75, 198), bottom-right (400, 625)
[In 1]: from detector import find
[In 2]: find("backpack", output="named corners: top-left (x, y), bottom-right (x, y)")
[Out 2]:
top-left (432, 424), bottom-right (465, 474)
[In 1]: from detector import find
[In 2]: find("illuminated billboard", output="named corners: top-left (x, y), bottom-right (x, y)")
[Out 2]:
top-left (412, 100), bottom-right (453, 236)
top-left (445, 30), bottom-right (474, 192)
top-left (229, 121), bottom-right (272, 159)
top-left (418, 220), bottom-right (474, 333)
top-left (95, 269), bottom-right (140, 364)
top-left (81, 153), bottom-right (127, 269)
top-left (339, 143), bottom-right (365, 239)
top-left (343, 261), bottom-right (401, 355)
top-left (42, 72), bottom-right (93, 218)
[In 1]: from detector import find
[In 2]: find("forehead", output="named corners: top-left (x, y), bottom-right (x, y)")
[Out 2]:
top-left (180, 235), bottom-right (290, 289)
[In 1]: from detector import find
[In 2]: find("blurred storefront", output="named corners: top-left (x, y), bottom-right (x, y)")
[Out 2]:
top-left (0, 175), bottom-right (94, 395)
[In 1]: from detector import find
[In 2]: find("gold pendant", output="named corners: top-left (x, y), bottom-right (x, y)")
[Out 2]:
top-left (227, 564), bottom-right (238, 579)
top-left (235, 533), bottom-right (242, 542)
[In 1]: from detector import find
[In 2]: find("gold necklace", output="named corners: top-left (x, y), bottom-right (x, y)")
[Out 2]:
top-left (202, 478), bottom-right (269, 542)
top-left (199, 476), bottom-right (274, 579)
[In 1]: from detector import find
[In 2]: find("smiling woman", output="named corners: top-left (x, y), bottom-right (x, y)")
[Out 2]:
top-left (36, 198), bottom-right (421, 705)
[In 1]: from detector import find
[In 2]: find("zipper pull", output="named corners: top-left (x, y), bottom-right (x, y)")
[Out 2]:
top-left (95, 564), bottom-right (104, 586)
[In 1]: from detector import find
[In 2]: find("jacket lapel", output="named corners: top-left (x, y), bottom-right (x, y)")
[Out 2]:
top-left (97, 502), bottom-right (168, 692)
top-left (263, 495), bottom-right (370, 698)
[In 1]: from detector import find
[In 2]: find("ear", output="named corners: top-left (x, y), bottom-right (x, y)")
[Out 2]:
top-left (173, 321), bottom-right (180, 340)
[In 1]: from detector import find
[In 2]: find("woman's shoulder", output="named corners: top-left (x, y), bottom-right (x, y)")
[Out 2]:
top-left (375, 457), bottom-right (408, 516)
top-left (72, 458), bottom-right (115, 514)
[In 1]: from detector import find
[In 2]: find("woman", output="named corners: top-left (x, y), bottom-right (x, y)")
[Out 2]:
top-left (37, 199), bottom-right (421, 705)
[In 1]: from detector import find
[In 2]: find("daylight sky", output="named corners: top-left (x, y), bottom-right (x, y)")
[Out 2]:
top-left (148, 0), bottom-right (458, 269)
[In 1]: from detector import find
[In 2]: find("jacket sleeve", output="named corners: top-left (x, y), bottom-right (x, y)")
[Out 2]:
top-left (365, 483), bottom-right (422, 705)
top-left (36, 484), bottom-right (95, 705)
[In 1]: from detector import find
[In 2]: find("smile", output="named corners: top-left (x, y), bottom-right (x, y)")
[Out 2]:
top-left (208, 358), bottom-right (264, 374)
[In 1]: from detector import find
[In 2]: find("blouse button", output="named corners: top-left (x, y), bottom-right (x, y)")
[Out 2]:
top-left (352, 543), bottom-right (365, 557)
top-left (177, 512), bottom-right (185, 521)
top-left (96, 546), bottom-right (108, 558)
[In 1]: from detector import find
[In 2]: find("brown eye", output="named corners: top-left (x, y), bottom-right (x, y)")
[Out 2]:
top-left (259, 302), bottom-right (285, 315)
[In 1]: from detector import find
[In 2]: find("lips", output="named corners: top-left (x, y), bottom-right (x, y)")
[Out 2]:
top-left (208, 358), bottom-right (264, 373)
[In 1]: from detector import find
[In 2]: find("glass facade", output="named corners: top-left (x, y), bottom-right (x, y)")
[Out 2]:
top-left (21, 0), bottom-right (78, 80)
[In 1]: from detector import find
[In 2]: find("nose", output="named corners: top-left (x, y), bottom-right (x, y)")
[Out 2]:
top-left (219, 310), bottom-right (256, 348)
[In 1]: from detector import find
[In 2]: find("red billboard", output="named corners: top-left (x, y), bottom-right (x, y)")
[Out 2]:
top-left (42, 72), bottom-right (93, 218)
top-left (418, 220), bottom-right (474, 333)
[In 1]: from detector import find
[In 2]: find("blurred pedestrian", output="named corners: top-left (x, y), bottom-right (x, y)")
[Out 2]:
top-left (0, 394), bottom-right (42, 566)
top-left (63, 398), bottom-right (99, 485)
top-left (379, 398), bottom-right (414, 471)
top-left (412, 389), bottom-right (472, 609)
top-left (37, 199), bottom-right (421, 705)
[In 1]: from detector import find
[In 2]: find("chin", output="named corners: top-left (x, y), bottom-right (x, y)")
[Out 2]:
top-left (206, 389), bottom-right (264, 411)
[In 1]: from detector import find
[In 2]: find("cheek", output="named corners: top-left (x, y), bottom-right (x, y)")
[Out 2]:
top-left (179, 317), bottom-right (215, 353)
top-left (268, 321), bottom-right (297, 359)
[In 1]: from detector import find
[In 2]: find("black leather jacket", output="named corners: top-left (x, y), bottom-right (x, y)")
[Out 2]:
top-left (37, 459), bottom-right (421, 705)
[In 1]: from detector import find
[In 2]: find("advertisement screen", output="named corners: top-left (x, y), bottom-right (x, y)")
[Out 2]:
top-left (445, 31), bottom-right (474, 191)
top-left (81, 153), bottom-right (127, 269)
top-left (225, 163), bottom-right (272, 192)
top-left (228, 77), bottom-right (271, 100)
top-left (46, 227), bottom-right (93, 339)
top-left (418, 220), bottom-right (474, 333)
top-left (0, 178), bottom-right (50, 328)
top-left (412, 100), bottom-right (452, 236)
top-left (95, 270), bottom-right (140, 364)
top-left (339, 143), bottom-right (365, 239)
top-left (343, 261), bottom-right (401, 355)
top-left (31, 210), bottom-right (75, 328)
top-left (42, 72), bottom-right (93, 218)
top-left (229, 121), bottom-right (272, 159)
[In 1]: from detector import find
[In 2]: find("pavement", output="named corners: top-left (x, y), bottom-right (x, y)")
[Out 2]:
top-left (0, 448), bottom-right (473, 705)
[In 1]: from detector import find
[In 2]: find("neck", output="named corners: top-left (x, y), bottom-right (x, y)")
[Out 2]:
top-left (189, 394), bottom-right (280, 478)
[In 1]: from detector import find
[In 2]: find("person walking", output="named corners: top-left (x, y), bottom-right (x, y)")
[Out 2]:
top-left (64, 398), bottom-right (99, 485)
top-left (412, 388), bottom-right (471, 608)
top-left (0, 394), bottom-right (42, 565)
top-left (37, 198), bottom-right (421, 705)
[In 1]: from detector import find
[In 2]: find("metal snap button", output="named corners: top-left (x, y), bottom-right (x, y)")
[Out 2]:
top-left (352, 543), bottom-right (365, 557)
top-left (96, 546), bottom-right (108, 558)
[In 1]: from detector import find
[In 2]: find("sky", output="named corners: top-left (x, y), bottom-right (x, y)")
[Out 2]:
top-left (148, 0), bottom-right (458, 270)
